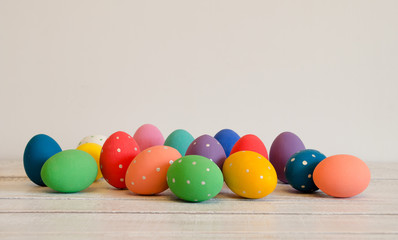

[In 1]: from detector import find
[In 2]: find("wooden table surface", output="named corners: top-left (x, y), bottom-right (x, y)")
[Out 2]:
top-left (0, 160), bottom-right (397, 239)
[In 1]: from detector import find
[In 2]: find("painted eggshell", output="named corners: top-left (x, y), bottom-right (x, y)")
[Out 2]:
top-left (167, 155), bottom-right (224, 202)
top-left (223, 151), bottom-right (277, 199)
top-left (41, 149), bottom-right (97, 193)
top-left (23, 134), bottom-right (62, 186)
top-left (269, 132), bottom-right (305, 183)
top-left (214, 129), bottom-right (240, 157)
top-left (76, 143), bottom-right (103, 180)
top-left (125, 146), bottom-right (182, 195)
top-left (100, 131), bottom-right (140, 189)
top-left (313, 154), bottom-right (370, 198)
top-left (285, 149), bottom-right (326, 193)
top-left (185, 134), bottom-right (226, 169)
top-left (230, 134), bottom-right (268, 159)
top-left (77, 135), bottom-right (107, 147)
top-left (133, 124), bottom-right (164, 150)
top-left (164, 129), bottom-right (194, 156)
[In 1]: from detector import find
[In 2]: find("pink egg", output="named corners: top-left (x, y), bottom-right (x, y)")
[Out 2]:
top-left (133, 124), bottom-right (164, 151)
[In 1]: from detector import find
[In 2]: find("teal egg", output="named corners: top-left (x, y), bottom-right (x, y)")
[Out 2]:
top-left (41, 149), bottom-right (98, 193)
top-left (285, 149), bottom-right (326, 193)
top-left (164, 129), bottom-right (194, 156)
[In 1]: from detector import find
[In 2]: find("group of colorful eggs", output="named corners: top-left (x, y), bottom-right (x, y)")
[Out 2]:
top-left (23, 124), bottom-right (371, 202)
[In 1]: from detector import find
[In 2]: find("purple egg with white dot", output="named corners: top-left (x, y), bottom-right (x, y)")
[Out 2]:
top-left (185, 134), bottom-right (226, 170)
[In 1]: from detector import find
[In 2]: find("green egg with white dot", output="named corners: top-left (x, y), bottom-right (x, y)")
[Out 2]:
top-left (167, 155), bottom-right (224, 202)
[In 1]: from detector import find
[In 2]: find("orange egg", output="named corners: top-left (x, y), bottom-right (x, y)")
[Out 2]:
top-left (313, 154), bottom-right (370, 198)
top-left (125, 146), bottom-right (181, 195)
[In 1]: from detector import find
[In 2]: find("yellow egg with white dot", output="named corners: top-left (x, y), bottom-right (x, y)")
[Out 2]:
top-left (223, 151), bottom-right (277, 199)
top-left (76, 143), bottom-right (102, 180)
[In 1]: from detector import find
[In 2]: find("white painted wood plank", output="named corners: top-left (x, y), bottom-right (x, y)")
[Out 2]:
top-left (0, 213), bottom-right (396, 239)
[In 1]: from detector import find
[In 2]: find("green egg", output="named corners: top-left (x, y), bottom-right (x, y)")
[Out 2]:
top-left (167, 155), bottom-right (223, 202)
top-left (41, 149), bottom-right (98, 193)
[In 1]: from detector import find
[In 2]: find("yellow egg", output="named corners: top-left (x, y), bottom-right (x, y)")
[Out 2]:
top-left (223, 151), bottom-right (277, 199)
top-left (76, 143), bottom-right (102, 180)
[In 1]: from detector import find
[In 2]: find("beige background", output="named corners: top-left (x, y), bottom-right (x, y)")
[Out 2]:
top-left (1, 0), bottom-right (397, 162)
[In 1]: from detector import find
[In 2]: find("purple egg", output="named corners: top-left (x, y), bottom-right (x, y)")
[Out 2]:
top-left (269, 132), bottom-right (306, 183)
top-left (186, 134), bottom-right (226, 170)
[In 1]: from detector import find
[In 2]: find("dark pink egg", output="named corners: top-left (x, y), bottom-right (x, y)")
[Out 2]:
top-left (185, 134), bottom-right (226, 170)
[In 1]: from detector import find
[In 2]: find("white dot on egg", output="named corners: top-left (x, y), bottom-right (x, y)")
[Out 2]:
top-left (178, 159), bottom-right (182, 163)
top-left (117, 148), bottom-right (121, 153)
top-left (291, 158), bottom-right (295, 162)
top-left (302, 161), bottom-right (308, 165)
top-left (201, 181), bottom-right (206, 185)
top-left (246, 169), bottom-right (249, 173)
top-left (119, 164), bottom-right (123, 168)
top-left (209, 158), bottom-right (213, 161)
top-left (116, 137), bottom-right (119, 139)
top-left (208, 194), bottom-right (211, 197)
top-left (258, 190), bottom-right (261, 194)
top-left (156, 168), bottom-right (160, 172)
top-left (229, 163), bottom-right (232, 167)
top-left (192, 162), bottom-right (197, 165)
top-left (131, 182), bottom-right (134, 185)
top-left (133, 160), bottom-right (136, 164)
top-left (206, 144), bottom-right (210, 147)
top-left (206, 168), bottom-right (210, 172)
top-left (312, 154), bottom-right (316, 158)
top-left (260, 175), bottom-right (263, 179)
top-left (187, 180), bottom-right (190, 184)
top-left (268, 166), bottom-right (271, 170)
top-left (193, 142), bottom-right (197, 145)
top-left (172, 178), bottom-right (175, 183)
top-left (147, 150), bottom-right (151, 153)
top-left (134, 147), bottom-right (138, 151)
top-left (169, 160), bottom-right (174, 164)
top-left (194, 199), bottom-right (198, 202)
top-left (164, 146), bottom-right (168, 149)
top-left (120, 178), bottom-right (124, 182)
top-left (142, 176), bottom-right (146, 180)
top-left (242, 190), bottom-right (246, 194)
top-left (258, 156), bottom-right (261, 159)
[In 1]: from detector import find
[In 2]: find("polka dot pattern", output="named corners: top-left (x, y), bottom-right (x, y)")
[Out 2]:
top-left (223, 151), bottom-right (277, 199)
top-left (285, 149), bottom-right (326, 193)
top-left (99, 131), bottom-right (140, 189)
top-left (125, 145), bottom-right (181, 195)
top-left (167, 155), bottom-right (224, 202)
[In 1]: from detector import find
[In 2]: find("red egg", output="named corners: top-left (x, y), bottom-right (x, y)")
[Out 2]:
top-left (230, 134), bottom-right (268, 159)
top-left (100, 131), bottom-right (140, 189)
top-left (313, 154), bottom-right (370, 198)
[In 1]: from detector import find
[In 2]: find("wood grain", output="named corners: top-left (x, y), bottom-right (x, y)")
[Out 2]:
top-left (0, 160), bottom-right (397, 239)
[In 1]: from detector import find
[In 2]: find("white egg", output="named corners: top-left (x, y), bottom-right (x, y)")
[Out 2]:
top-left (77, 135), bottom-right (107, 147)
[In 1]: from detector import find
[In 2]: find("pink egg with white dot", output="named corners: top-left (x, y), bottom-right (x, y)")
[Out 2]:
top-left (185, 134), bottom-right (226, 170)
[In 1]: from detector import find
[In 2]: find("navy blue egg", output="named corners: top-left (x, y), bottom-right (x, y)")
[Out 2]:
top-left (214, 129), bottom-right (240, 157)
top-left (23, 134), bottom-right (62, 186)
top-left (285, 149), bottom-right (326, 193)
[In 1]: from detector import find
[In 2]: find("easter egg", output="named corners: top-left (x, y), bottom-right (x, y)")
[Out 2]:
top-left (214, 129), bottom-right (240, 157)
top-left (41, 149), bottom-right (98, 193)
top-left (100, 131), bottom-right (140, 189)
top-left (230, 134), bottom-right (268, 159)
top-left (23, 134), bottom-right (62, 186)
top-left (223, 151), bottom-right (277, 199)
top-left (313, 154), bottom-right (370, 198)
top-left (269, 132), bottom-right (305, 183)
top-left (186, 134), bottom-right (226, 169)
top-left (125, 146), bottom-right (182, 195)
top-left (77, 135), bottom-right (107, 147)
top-left (167, 155), bottom-right (224, 202)
top-left (285, 149), bottom-right (326, 193)
top-left (76, 143), bottom-right (103, 180)
top-left (164, 129), bottom-right (194, 156)
top-left (133, 124), bottom-right (164, 150)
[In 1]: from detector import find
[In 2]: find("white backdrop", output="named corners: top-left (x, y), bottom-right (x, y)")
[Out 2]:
top-left (1, 0), bottom-right (397, 162)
